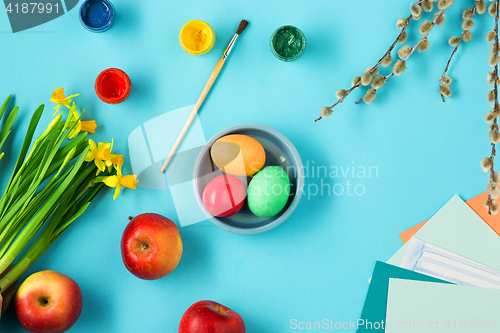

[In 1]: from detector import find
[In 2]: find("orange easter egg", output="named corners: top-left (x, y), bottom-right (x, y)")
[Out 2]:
top-left (210, 134), bottom-right (266, 177)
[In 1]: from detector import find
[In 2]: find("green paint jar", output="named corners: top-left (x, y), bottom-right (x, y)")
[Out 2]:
top-left (270, 25), bottom-right (306, 62)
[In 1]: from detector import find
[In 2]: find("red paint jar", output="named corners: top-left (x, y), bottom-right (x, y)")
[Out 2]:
top-left (95, 68), bottom-right (131, 104)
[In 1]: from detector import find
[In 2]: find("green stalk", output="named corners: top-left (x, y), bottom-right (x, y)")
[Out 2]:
top-left (0, 146), bottom-right (89, 274)
top-left (0, 106), bottom-right (18, 152)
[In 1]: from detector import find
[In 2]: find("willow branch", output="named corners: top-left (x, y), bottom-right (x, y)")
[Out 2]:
top-left (314, 0), bottom-right (424, 122)
top-left (353, 10), bottom-right (444, 104)
top-left (488, 0), bottom-right (499, 214)
top-left (438, 4), bottom-right (478, 101)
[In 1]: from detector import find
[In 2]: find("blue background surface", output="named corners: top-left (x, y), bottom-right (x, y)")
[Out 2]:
top-left (0, 0), bottom-right (497, 332)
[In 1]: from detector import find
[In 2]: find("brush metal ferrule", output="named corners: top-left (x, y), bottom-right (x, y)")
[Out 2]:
top-left (222, 34), bottom-right (239, 60)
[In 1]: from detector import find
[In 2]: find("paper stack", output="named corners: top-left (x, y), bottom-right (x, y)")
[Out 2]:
top-left (358, 194), bottom-right (500, 332)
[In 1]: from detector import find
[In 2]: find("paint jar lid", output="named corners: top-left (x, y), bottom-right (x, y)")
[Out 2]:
top-left (179, 20), bottom-right (216, 56)
top-left (79, 0), bottom-right (115, 33)
top-left (270, 25), bottom-right (306, 62)
top-left (95, 68), bottom-right (131, 104)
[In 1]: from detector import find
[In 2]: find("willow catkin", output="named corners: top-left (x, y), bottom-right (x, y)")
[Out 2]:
top-left (463, 31), bottom-right (473, 42)
top-left (438, 0), bottom-right (454, 10)
top-left (462, 19), bottom-right (475, 31)
top-left (477, 0), bottom-right (487, 14)
top-left (371, 75), bottom-right (385, 90)
top-left (320, 107), bottom-right (333, 118)
top-left (442, 75), bottom-right (452, 86)
top-left (362, 89), bottom-right (377, 104)
top-left (439, 85), bottom-right (451, 98)
top-left (449, 36), bottom-right (461, 47)
top-left (393, 60), bottom-right (406, 76)
top-left (360, 72), bottom-right (373, 86)
top-left (397, 45), bottom-right (412, 59)
top-left (381, 54), bottom-right (392, 67)
top-left (418, 38), bottom-right (430, 52)
top-left (335, 89), bottom-right (347, 99)
top-left (481, 157), bottom-right (494, 172)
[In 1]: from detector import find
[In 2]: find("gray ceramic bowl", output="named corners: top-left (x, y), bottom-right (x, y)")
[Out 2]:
top-left (193, 123), bottom-right (304, 234)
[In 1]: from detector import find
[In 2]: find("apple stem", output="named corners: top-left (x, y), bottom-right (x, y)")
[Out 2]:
top-left (128, 216), bottom-right (133, 221)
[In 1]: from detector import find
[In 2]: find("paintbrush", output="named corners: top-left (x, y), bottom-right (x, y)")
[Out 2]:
top-left (160, 19), bottom-right (249, 173)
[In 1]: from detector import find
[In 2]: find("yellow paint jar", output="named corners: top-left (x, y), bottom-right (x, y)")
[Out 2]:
top-left (179, 20), bottom-right (216, 56)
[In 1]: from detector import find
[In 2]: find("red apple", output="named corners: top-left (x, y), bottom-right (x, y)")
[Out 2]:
top-left (121, 213), bottom-right (183, 280)
top-left (15, 270), bottom-right (82, 333)
top-left (179, 300), bottom-right (245, 333)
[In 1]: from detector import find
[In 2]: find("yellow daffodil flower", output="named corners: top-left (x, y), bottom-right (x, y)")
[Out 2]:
top-left (85, 139), bottom-right (111, 175)
top-left (103, 139), bottom-right (124, 171)
top-left (50, 88), bottom-right (79, 114)
top-left (68, 108), bottom-right (97, 139)
top-left (103, 165), bottom-right (138, 200)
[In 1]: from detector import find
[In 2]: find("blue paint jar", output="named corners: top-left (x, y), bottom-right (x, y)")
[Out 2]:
top-left (79, 0), bottom-right (115, 32)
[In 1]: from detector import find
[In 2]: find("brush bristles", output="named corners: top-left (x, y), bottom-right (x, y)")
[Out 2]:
top-left (236, 20), bottom-right (248, 35)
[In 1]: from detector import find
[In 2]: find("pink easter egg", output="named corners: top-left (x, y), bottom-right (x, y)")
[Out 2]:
top-left (202, 175), bottom-right (247, 217)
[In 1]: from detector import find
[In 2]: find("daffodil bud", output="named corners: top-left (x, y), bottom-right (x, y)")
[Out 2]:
top-left (366, 66), bottom-right (379, 76)
top-left (462, 19), bottom-right (475, 31)
top-left (361, 72), bottom-right (373, 86)
top-left (418, 38), bottom-right (430, 52)
top-left (54, 147), bottom-right (77, 178)
top-left (435, 12), bottom-right (446, 26)
top-left (439, 85), bottom-right (451, 98)
top-left (476, 0), bottom-right (487, 14)
top-left (422, 0), bottom-right (434, 12)
top-left (463, 30), bottom-right (473, 42)
top-left (371, 75), bottom-right (386, 89)
top-left (488, 71), bottom-right (497, 86)
top-left (485, 111), bottom-right (498, 123)
top-left (438, 0), bottom-right (454, 10)
top-left (486, 30), bottom-right (496, 43)
top-left (320, 107), bottom-right (333, 118)
top-left (398, 31), bottom-right (408, 44)
top-left (336, 89), bottom-right (348, 99)
top-left (396, 18), bottom-right (408, 29)
top-left (487, 182), bottom-right (500, 199)
top-left (393, 60), bottom-right (406, 76)
top-left (352, 76), bottom-right (361, 87)
top-left (449, 36), bottom-right (461, 47)
top-left (38, 113), bottom-right (63, 142)
top-left (442, 75), bottom-right (452, 86)
top-left (491, 171), bottom-right (500, 184)
top-left (363, 89), bottom-right (377, 104)
top-left (490, 130), bottom-right (500, 144)
top-left (397, 45), bottom-right (412, 59)
top-left (481, 157), bottom-right (494, 172)
top-left (489, 53), bottom-right (500, 67)
top-left (487, 90), bottom-right (496, 103)
top-left (381, 53), bottom-right (393, 67)
top-left (419, 21), bottom-right (434, 35)
top-left (411, 4), bottom-right (422, 18)
top-left (489, 2), bottom-right (497, 16)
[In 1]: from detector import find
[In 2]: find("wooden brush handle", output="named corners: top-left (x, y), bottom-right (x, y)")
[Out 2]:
top-left (160, 58), bottom-right (226, 173)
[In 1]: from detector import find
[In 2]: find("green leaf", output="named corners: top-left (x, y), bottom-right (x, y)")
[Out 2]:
top-left (0, 106), bottom-right (18, 151)
top-left (0, 95), bottom-right (12, 122)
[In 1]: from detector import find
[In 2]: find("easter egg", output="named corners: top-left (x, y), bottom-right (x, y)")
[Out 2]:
top-left (202, 175), bottom-right (247, 217)
top-left (211, 134), bottom-right (266, 177)
top-left (247, 166), bottom-right (291, 218)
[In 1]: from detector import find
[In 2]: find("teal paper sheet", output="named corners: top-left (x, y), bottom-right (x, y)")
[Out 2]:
top-left (357, 262), bottom-right (450, 332)
top-left (386, 279), bottom-right (500, 332)
top-left (387, 195), bottom-right (500, 271)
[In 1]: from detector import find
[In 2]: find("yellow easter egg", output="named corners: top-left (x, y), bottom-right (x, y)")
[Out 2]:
top-left (210, 134), bottom-right (266, 177)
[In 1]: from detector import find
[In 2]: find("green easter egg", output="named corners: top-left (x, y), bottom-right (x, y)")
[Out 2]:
top-left (248, 166), bottom-right (291, 218)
